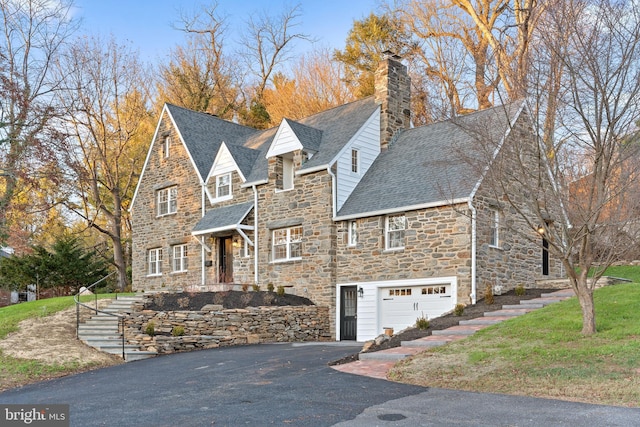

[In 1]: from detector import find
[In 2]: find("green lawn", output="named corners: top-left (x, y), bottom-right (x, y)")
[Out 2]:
top-left (389, 282), bottom-right (640, 407)
top-left (0, 293), bottom-right (125, 391)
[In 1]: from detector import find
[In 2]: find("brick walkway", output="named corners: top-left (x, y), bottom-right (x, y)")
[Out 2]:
top-left (331, 289), bottom-right (574, 379)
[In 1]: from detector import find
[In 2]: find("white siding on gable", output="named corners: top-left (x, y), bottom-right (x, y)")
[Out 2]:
top-left (266, 119), bottom-right (303, 158)
top-left (335, 111), bottom-right (380, 210)
top-left (208, 143), bottom-right (243, 182)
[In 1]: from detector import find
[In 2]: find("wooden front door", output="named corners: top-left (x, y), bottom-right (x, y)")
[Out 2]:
top-left (340, 286), bottom-right (357, 340)
top-left (219, 237), bottom-right (233, 283)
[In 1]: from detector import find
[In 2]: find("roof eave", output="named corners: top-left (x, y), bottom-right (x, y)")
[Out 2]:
top-left (334, 197), bottom-right (470, 221)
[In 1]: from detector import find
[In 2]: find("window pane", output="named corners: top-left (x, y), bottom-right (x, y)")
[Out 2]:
top-left (290, 241), bottom-right (302, 258)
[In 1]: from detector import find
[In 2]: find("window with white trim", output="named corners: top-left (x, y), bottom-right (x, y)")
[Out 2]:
top-left (148, 248), bottom-right (162, 276)
top-left (348, 220), bottom-right (357, 246)
top-left (386, 214), bottom-right (406, 250)
top-left (272, 226), bottom-right (302, 261)
top-left (351, 149), bottom-right (359, 174)
top-left (163, 136), bottom-right (171, 158)
top-left (157, 186), bottom-right (177, 216)
top-left (216, 173), bottom-right (232, 199)
top-left (490, 209), bottom-right (500, 247)
top-left (172, 244), bottom-right (188, 272)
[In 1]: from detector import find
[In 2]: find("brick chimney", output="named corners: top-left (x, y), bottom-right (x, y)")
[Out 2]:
top-left (375, 51), bottom-right (411, 151)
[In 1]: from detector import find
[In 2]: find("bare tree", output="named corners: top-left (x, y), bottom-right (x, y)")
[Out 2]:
top-left (239, 4), bottom-right (311, 97)
top-left (0, 0), bottom-right (77, 243)
top-left (156, 2), bottom-right (238, 119)
top-left (392, 0), bottom-right (543, 116)
top-left (477, 0), bottom-right (640, 335)
top-left (57, 36), bottom-right (153, 290)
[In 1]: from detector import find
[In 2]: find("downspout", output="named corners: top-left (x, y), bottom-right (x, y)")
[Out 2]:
top-left (201, 183), bottom-right (206, 287)
top-left (327, 164), bottom-right (337, 219)
top-left (468, 199), bottom-right (477, 304)
top-left (252, 185), bottom-right (259, 285)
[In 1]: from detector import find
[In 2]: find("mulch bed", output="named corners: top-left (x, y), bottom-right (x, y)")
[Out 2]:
top-left (329, 288), bottom-right (550, 365)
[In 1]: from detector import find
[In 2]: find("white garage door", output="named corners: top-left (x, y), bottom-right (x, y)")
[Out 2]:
top-left (380, 284), bottom-right (453, 332)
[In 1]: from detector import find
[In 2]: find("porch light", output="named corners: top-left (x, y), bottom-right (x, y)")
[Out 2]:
top-left (358, 287), bottom-right (364, 298)
top-left (536, 225), bottom-right (546, 235)
top-left (232, 239), bottom-right (242, 248)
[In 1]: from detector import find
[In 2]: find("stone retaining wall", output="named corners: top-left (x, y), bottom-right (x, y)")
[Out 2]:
top-left (124, 304), bottom-right (331, 354)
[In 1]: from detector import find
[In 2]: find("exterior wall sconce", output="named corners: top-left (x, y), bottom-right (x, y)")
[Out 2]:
top-left (358, 286), bottom-right (364, 298)
top-left (232, 239), bottom-right (242, 248)
top-left (536, 225), bottom-right (546, 235)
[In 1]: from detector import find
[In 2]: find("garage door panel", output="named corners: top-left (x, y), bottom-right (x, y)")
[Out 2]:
top-left (380, 284), bottom-right (453, 332)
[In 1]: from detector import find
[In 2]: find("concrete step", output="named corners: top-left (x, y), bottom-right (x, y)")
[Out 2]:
top-left (458, 316), bottom-right (510, 325)
top-left (484, 308), bottom-right (533, 317)
top-left (78, 324), bottom-right (119, 331)
top-left (401, 338), bottom-right (451, 348)
top-left (125, 351), bottom-right (157, 362)
top-left (359, 346), bottom-right (424, 361)
top-left (432, 324), bottom-right (489, 336)
top-left (502, 303), bottom-right (544, 309)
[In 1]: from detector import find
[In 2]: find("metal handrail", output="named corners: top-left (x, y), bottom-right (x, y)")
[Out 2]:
top-left (74, 272), bottom-right (127, 359)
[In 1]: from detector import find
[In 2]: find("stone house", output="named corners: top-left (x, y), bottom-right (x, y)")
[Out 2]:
top-left (131, 54), bottom-right (564, 342)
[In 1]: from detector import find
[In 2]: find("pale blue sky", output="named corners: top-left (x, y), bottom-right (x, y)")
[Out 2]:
top-left (73, 0), bottom-right (380, 63)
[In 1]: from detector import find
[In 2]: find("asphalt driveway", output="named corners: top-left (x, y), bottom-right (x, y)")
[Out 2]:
top-left (1, 343), bottom-right (638, 426)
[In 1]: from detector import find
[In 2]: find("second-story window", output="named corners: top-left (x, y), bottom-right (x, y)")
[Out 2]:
top-left (216, 173), bottom-right (232, 199)
top-left (157, 186), bottom-right (177, 216)
top-left (386, 214), bottom-right (406, 250)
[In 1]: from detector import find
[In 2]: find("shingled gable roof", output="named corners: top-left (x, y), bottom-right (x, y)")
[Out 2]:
top-left (166, 103), bottom-right (258, 181)
top-left (336, 102), bottom-right (526, 219)
top-left (243, 97), bottom-right (379, 184)
top-left (286, 120), bottom-right (322, 153)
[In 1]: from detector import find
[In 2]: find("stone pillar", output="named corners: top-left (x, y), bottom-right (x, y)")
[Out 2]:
top-left (375, 51), bottom-right (411, 151)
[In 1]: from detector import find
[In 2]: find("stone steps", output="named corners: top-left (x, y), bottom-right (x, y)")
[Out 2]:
top-left (353, 288), bottom-right (574, 364)
top-left (78, 295), bottom-right (156, 362)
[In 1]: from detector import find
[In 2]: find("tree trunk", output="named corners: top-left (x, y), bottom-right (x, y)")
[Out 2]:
top-left (574, 281), bottom-right (596, 335)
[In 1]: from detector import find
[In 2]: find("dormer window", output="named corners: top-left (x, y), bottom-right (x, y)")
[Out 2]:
top-left (216, 173), bottom-right (232, 199)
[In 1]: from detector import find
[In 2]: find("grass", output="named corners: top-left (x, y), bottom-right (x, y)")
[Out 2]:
top-left (0, 293), bottom-right (127, 391)
top-left (389, 282), bottom-right (640, 407)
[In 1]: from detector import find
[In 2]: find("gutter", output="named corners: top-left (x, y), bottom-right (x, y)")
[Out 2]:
top-left (201, 183), bottom-right (206, 287)
top-left (468, 199), bottom-right (477, 304)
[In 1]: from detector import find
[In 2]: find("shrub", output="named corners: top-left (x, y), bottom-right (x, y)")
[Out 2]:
top-left (145, 322), bottom-right (155, 336)
top-left (484, 283), bottom-right (495, 305)
top-left (515, 284), bottom-right (526, 296)
top-left (415, 314), bottom-right (430, 330)
top-left (267, 283), bottom-right (274, 292)
top-left (276, 285), bottom-right (285, 296)
top-left (252, 284), bottom-right (260, 292)
top-left (172, 326), bottom-right (185, 337)
top-left (454, 303), bottom-right (465, 316)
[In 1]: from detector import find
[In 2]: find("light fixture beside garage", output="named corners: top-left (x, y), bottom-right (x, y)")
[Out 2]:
top-left (358, 286), bottom-right (364, 298)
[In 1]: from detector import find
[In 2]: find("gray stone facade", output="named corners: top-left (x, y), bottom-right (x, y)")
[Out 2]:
top-left (131, 54), bottom-right (564, 341)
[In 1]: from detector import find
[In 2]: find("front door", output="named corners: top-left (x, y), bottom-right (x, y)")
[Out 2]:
top-left (340, 286), bottom-right (357, 340)
top-left (219, 237), bottom-right (233, 283)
